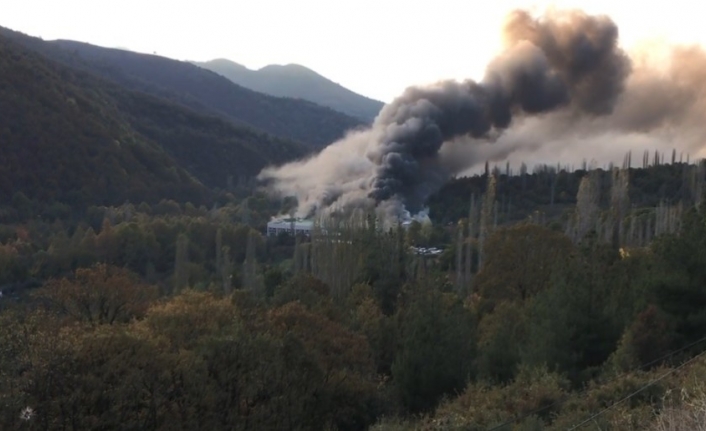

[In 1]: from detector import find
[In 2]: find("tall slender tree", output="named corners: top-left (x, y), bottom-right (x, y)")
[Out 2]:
top-left (174, 233), bottom-right (189, 293)
top-left (478, 174), bottom-right (497, 268)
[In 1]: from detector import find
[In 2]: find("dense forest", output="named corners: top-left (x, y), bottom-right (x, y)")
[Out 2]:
top-left (1, 158), bottom-right (706, 430)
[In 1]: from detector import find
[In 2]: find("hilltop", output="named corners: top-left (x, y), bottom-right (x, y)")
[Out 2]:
top-left (195, 59), bottom-right (384, 122)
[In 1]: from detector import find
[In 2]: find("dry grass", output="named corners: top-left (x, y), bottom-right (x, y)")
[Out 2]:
top-left (650, 387), bottom-right (706, 431)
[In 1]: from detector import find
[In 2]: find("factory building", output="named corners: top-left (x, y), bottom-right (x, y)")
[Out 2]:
top-left (266, 218), bottom-right (314, 237)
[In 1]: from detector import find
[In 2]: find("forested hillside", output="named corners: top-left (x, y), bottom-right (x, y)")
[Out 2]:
top-left (0, 33), bottom-right (311, 218)
top-left (0, 27), bottom-right (364, 149)
top-left (0, 158), bottom-right (705, 429)
top-left (429, 158), bottom-right (697, 226)
top-left (196, 59), bottom-right (384, 122)
top-left (0, 35), bottom-right (207, 210)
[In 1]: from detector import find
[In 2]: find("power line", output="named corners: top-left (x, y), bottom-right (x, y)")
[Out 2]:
top-left (567, 346), bottom-right (706, 430)
top-left (485, 334), bottom-right (706, 431)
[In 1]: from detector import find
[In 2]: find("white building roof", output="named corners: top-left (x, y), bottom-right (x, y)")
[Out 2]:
top-left (267, 218), bottom-right (314, 230)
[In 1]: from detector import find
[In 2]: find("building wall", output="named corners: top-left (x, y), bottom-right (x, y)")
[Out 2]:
top-left (266, 220), bottom-right (313, 237)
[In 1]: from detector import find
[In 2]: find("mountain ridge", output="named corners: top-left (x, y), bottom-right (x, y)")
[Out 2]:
top-left (0, 33), bottom-right (207, 208)
top-left (0, 26), bottom-right (363, 150)
top-left (195, 58), bottom-right (384, 122)
top-left (0, 32), bottom-right (311, 212)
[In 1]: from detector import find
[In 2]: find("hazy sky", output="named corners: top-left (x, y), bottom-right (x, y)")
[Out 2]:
top-left (4, 0), bottom-right (704, 102)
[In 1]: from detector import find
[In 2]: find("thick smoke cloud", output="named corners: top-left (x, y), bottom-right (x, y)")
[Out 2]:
top-left (441, 43), bottom-right (706, 175)
top-left (258, 9), bottom-right (706, 220)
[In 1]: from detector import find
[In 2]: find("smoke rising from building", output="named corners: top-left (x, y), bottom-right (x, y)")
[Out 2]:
top-left (258, 8), bottom-right (706, 219)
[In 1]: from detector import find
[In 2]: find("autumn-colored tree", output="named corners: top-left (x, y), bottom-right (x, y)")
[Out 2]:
top-left (345, 283), bottom-right (397, 377)
top-left (34, 263), bottom-right (158, 325)
top-left (143, 290), bottom-right (236, 350)
top-left (272, 272), bottom-right (331, 311)
top-left (474, 224), bottom-right (574, 310)
top-left (0, 310), bottom-right (87, 430)
top-left (267, 301), bottom-right (379, 429)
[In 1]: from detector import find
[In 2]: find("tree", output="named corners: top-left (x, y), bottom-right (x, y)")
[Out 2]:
top-left (392, 286), bottom-right (476, 413)
top-left (572, 171), bottom-right (601, 242)
top-left (609, 305), bottom-right (675, 371)
top-left (476, 301), bottom-right (526, 383)
top-left (474, 224), bottom-right (574, 309)
top-left (522, 251), bottom-right (619, 384)
top-left (221, 245), bottom-right (233, 294)
top-left (33, 263), bottom-right (158, 325)
top-left (478, 173), bottom-right (497, 267)
top-left (267, 301), bottom-right (379, 429)
top-left (648, 205), bottom-right (706, 347)
top-left (174, 233), bottom-right (189, 293)
top-left (609, 168), bottom-right (630, 247)
top-left (242, 230), bottom-right (264, 297)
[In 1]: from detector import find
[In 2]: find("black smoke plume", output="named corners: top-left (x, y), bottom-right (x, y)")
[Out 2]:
top-left (258, 9), bottom-right (704, 220)
top-left (367, 9), bottom-right (629, 213)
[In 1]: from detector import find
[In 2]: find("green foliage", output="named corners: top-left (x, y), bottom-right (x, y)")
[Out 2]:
top-left (476, 301), bottom-right (526, 384)
top-left (649, 206), bottom-right (706, 347)
top-left (392, 285), bottom-right (476, 413)
top-left (1, 196), bottom-right (706, 430)
top-left (522, 248), bottom-right (621, 384)
top-left (429, 164), bottom-right (697, 226)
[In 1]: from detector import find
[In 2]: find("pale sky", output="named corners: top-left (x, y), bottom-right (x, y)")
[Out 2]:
top-left (3, 0), bottom-right (704, 102)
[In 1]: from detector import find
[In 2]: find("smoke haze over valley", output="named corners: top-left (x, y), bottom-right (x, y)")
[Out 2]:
top-left (258, 9), bottom-right (706, 220)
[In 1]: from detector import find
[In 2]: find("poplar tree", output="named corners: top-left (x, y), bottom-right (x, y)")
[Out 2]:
top-left (479, 174), bottom-right (497, 268)
top-left (174, 233), bottom-right (189, 293)
top-left (609, 168), bottom-right (630, 247)
top-left (242, 230), bottom-right (264, 297)
top-left (455, 221), bottom-right (464, 291)
top-left (465, 194), bottom-right (476, 288)
top-left (574, 172), bottom-right (601, 243)
top-left (221, 245), bottom-right (232, 294)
